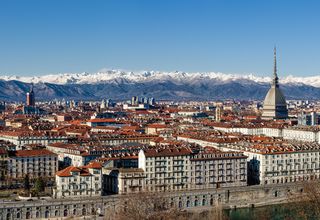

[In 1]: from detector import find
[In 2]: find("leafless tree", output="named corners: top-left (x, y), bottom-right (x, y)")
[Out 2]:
top-left (286, 180), bottom-right (320, 219)
top-left (111, 192), bottom-right (229, 220)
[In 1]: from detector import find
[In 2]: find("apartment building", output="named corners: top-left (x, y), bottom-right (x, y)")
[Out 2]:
top-left (0, 131), bottom-right (69, 150)
top-left (103, 168), bottom-right (146, 194)
top-left (189, 150), bottom-right (247, 189)
top-left (7, 149), bottom-right (58, 180)
top-left (220, 141), bottom-right (320, 185)
top-left (139, 147), bottom-right (192, 192)
top-left (55, 162), bottom-right (102, 198)
top-left (137, 145), bottom-right (247, 192)
top-left (282, 127), bottom-right (320, 142)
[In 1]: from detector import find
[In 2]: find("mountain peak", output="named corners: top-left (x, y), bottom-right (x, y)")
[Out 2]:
top-left (0, 70), bottom-right (320, 88)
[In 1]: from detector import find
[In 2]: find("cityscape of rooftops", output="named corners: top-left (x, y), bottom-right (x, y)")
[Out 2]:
top-left (1, 1), bottom-right (320, 220)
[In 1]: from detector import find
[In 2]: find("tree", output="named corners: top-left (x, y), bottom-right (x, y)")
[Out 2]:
top-left (115, 192), bottom-right (184, 220)
top-left (34, 177), bottom-right (46, 194)
top-left (114, 192), bottom-right (227, 220)
top-left (287, 180), bottom-right (320, 219)
top-left (23, 174), bottom-right (30, 191)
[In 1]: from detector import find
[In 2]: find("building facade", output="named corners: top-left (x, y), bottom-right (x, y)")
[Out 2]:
top-left (7, 149), bottom-right (58, 181)
top-left (55, 162), bottom-right (102, 198)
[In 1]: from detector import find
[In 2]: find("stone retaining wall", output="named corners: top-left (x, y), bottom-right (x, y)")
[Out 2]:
top-left (0, 182), bottom-right (305, 220)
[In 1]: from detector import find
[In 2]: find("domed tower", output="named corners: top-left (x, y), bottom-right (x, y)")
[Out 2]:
top-left (262, 47), bottom-right (288, 120)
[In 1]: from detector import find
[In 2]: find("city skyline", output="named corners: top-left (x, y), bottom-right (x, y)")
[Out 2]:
top-left (1, 0), bottom-right (320, 77)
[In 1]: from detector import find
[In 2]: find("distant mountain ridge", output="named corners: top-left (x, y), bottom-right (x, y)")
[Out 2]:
top-left (2, 70), bottom-right (320, 87)
top-left (0, 70), bottom-right (319, 101)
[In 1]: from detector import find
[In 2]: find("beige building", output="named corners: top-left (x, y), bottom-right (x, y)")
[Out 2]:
top-left (0, 131), bottom-right (69, 150)
top-left (190, 150), bottom-right (247, 189)
top-left (220, 142), bottom-right (320, 185)
top-left (138, 146), bottom-right (247, 192)
top-left (7, 149), bottom-right (58, 181)
top-left (55, 162), bottom-right (102, 198)
top-left (103, 168), bottom-right (146, 194)
top-left (139, 147), bottom-right (192, 192)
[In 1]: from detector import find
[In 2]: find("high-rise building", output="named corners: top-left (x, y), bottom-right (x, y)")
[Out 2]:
top-left (262, 47), bottom-right (288, 120)
top-left (298, 111), bottom-right (319, 126)
top-left (131, 96), bottom-right (139, 105)
top-left (215, 106), bottom-right (221, 122)
top-left (26, 85), bottom-right (35, 106)
top-left (148, 97), bottom-right (155, 105)
top-left (100, 99), bottom-right (106, 109)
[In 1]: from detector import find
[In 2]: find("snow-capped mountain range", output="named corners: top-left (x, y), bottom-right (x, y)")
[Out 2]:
top-left (1, 70), bottom-right (320, 87)
top-left (0, 70), bottom-right (320, 101)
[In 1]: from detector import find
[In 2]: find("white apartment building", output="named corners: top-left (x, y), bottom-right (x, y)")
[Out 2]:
top-left (220, 142), bottom-right (320, 185)
top-left (46, 143), bottom-right (90, 167)
top-left (262, 127), bottom-right (283, 138)
top-left (139, 147), bottom-right (192, 192)
top-left (282, 127), bottom-right (319, 142)
top-left (55, 162), bottom-right (102, 198)
top-left (7, 149), bottom-right (58, 180)
top-left (190, 151), bottom-right (247, 189)
top-left (138, 146), bottom-right (247, 192)
top-left (0, 132), bottom-right (69, 150)
top-left (212, 123), bottom-right (320, 143)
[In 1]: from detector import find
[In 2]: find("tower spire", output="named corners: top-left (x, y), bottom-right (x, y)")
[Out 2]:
top-left (273, 46), bottom-right (279, 87)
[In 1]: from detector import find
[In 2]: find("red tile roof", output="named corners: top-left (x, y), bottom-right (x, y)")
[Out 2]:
top-left (84, 161), bottom-right (102, 169)
top-left (147, 124), bottom-right (167, 129)
top-left (13, 149), bottom-right (57, 157)
top-left (56, 162), bottom-right (101, 177)
top-left (88, 118), bottom-right (117, 123)
top-left (144, 147), bottom-right (192, 157)
top-left (56, 166), bottom-right (83, 177)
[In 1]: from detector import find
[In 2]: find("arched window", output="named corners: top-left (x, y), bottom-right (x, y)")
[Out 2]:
top-left (16, 212), bottom-right (21, 219)
top-left (178, 201), bottom-right (182, 208)
top-left (26, 212), bottom-right (31, 219)
top-left (64, 209), bottom-right (68, 217)
top-left (202, 199), bottom-right (206, 206)
top-left (36, 211), bottom-right (40, 218)
top-left (55, 210), bottom-right (58, 217)
top-left (45, 211), bottom-right (50, 218)
top-left (210, 198), bottom-right (214, 206)
top-left (73, 209), bottom-right (77, 215)
top-left (82, 208), bottom-right (86, 216)
top-left (186, 200), bottom-right (190, 207)
top-left (194, 200), bottom-right (198, 207)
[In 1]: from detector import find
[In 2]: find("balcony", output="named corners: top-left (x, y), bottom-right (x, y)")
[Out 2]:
top-left (173, 182), bottom-right (185, 186)
top-left (173, 164), bottom-right (184, 167)
top-left (155, 159), bottom-right (166, 162)
top-left (155, 170), bottom-right (166, 174)
top-left (155, 165), bottom-right (167, 168)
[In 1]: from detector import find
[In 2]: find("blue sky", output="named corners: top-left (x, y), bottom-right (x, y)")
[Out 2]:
top-left (0, 0), bottom-right (320, 77)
